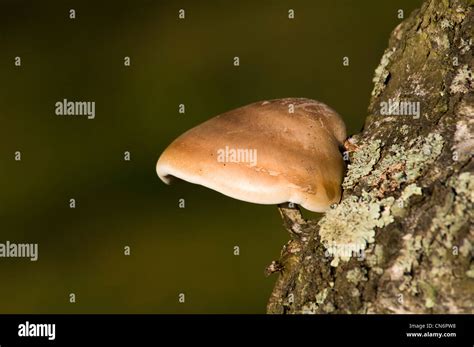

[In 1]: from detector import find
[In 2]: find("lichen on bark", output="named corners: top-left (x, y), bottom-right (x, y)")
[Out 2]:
top-left (267, 0), bottom-right (473, 314)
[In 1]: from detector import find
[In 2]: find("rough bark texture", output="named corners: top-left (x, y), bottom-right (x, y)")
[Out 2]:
top-left (267, 0), bottom-right (473, 314)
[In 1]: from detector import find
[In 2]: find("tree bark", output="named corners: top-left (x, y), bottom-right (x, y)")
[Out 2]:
top-left (267, 0), bottom-right (473, 314)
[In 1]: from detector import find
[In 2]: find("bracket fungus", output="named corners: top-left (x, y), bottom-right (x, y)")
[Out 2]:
top-left (156, 98), bottom-right (347, 212)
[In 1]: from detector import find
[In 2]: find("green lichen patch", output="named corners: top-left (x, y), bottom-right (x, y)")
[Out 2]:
top-left (451, 172), bottom-right (474, 203)
top-left (453, 101), bottom-right (474, 161)
top-left (386, 175), bottom-right (472, 300)
top-left (323, 133), bottom-right (444, 267)
top-left (368, 133), bottom-right (444, 191)
top-left (399, 171), bottom-right (474, 311)
top-left (343, 133), bottom-right (443, 194)
top-left (399, 183), bottom-right (422, 201)
top-left (346, 267), bottom-right (368, 285)
top-left (300, 289), bottom-right (334, 314)
top-left (466, 264), bottom-right (474, 279)
top-left (372, 48), bottom-right (396, 97)
top-left (418, 281), bottom-right (437, 309)
top-left (315, 288), bottom-right (329, 305)
top-left (322, 302), bottom-right (336, 313)
top-left (450, 64), bottom-right (473, 94)
top-left (366, 244), bottom-right (385, 268)
top-left (407, 133), bottom-right (444, 180)
top-left (388, 234), bottom-right (423, 291)
top-left (400, 183), bottom-right (422, 206)
top-left (400, 124), bottom-right (410, 136)
top-left (460, 239), bottom-right (472, 257)
top-left (318, 191), bottom-right (395, 266)
top-left (301, 302), bottom-right (318, 314)
top-left (430, 172), bottom-right (474, 250)
top-left (458, 37), bottom-right (471, 55)
top-left (392, 184), bottom-right (423, 217)
top-left (343, 140), bottom-right (382, 190)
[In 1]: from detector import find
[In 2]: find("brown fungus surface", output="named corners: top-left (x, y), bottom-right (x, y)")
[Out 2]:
top-left (157, 98), bottom-right (347, 212)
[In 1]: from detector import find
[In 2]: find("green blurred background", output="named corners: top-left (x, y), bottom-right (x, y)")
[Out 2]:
top-left (0, 0), bottom-right (422, 313)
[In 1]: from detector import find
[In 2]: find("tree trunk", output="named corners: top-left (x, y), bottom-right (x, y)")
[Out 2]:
top-left (267, 0), bottom-right (473, 314)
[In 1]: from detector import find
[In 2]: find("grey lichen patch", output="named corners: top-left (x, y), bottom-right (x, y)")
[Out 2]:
top-left (372, 48), bottom-right (396, 97)
top-left (450, 64), bottom-right (473, 94)
top-left (343, 140), bottom-right (382, 190)
top-left (319, 191), bottom-right (395, 266)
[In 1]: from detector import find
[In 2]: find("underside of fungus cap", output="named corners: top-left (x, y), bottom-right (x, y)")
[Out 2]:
top-left (156, 98), bottom-right (347, 212)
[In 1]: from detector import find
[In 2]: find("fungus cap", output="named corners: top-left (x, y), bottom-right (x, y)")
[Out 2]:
top-left (156, 98), bottom-right (346, 212)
